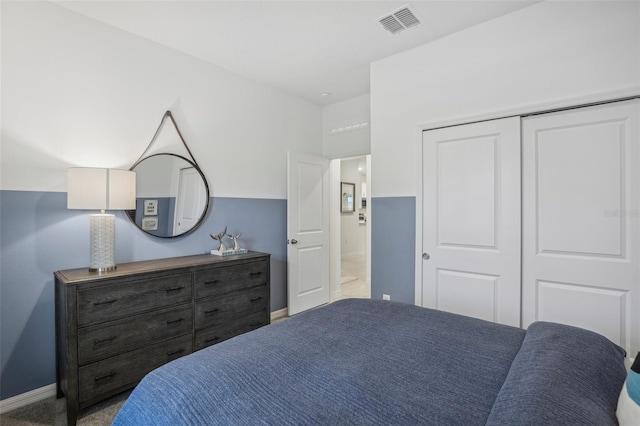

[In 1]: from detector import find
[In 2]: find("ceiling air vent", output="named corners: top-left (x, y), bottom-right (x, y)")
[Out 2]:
top-left (379, 6), bottom-right (421, 35)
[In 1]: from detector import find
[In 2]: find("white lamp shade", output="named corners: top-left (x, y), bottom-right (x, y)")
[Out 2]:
top-left (108, 169), bottom-right (137, 210)
top-left (67, 168), bottom-right (136, 210)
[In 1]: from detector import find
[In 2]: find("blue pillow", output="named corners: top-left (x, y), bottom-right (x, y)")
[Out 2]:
top-left (486, 322), bottom-right (627, 426)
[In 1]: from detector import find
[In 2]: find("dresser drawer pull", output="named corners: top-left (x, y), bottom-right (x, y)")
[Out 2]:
top-left (95, 371), bottom-right (116, 382)
top-left (204, 280), bottom-right (219, 285)
top-left (93, 336), bottom-right (116, 346)
top-left (165, 285), bottom-right (184, 292)
top-left (204, 308), bottom-right (220, 314)
top-left (249, 272), bottom-right (262, 277)
top-left (250, 321), bottom-right (263, 327)
top-left (166, 318), bottom-right (184, 325)
top-left (93, 298), bottom-right (117, 306)
top-left (167, 348), bottom-right (185, 356)
top-left (205, 336), bottom-right (220, 343)
top-left (250, 296), bottom-right (263, 302)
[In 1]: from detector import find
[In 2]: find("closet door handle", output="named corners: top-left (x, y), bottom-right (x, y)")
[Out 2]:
top-left (422, 253), bottom-right (430, 260)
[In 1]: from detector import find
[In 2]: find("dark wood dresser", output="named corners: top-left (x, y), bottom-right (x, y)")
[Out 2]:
top-left (55, 252), bottom-right (270, 425)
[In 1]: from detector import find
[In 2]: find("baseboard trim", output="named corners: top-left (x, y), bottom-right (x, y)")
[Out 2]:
top-left (0, 383), bottom-right (56, 414)
top-left (270, 308), bottom-right (288, 321)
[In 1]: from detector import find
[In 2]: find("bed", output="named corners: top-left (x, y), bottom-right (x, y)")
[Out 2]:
top-left (112, 298), bottom-right (627, 425)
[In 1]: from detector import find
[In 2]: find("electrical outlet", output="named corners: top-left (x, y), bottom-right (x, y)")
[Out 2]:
top-left (383, 294), bottom-right (391, 301)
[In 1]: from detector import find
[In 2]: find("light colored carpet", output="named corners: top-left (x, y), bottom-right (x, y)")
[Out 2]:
top-left (0, 391), bottom-right (129, 426)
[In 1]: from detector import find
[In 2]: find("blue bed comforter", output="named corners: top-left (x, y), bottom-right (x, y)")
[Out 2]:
top-left (112, 299), bottom-right (626, 425)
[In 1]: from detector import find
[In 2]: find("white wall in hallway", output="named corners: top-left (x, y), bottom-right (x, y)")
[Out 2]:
top-left (340, 158), bottom-right (366, 255)
top-left (323, 94), bottom-right (370, 159)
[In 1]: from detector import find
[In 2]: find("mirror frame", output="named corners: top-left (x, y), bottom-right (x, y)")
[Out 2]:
top-left (126, 153), bottom-right (210, 238)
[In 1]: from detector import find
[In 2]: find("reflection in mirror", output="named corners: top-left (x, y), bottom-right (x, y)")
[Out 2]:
top-left (126, 154), bottom-right (209, 238)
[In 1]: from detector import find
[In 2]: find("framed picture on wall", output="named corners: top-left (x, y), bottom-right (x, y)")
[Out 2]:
top-left (144, 199), bottom-right (158, 215)
top-left (141, 217), bottom-right (158, 231)
top-left (341, 182), bottom-right (356, 213)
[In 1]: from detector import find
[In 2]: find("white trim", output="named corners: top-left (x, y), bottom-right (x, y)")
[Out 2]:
top-left (0, 383), bottom-right (56, 414)
top-left (413, 88), bottom-right (640, 309)
top-left (415, 126), bottom-right (423, 307)
top-left (417, 88), bottom-right (640, 132)
top-left (329, 159), bottom-right (342, 306)
top-left (270, 308), bottom-right (288, 321)
top-left (332, 289), bottom-right (343, 301)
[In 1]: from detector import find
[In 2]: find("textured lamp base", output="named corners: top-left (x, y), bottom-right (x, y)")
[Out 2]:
top-left (89, 214), bottom-right (116, 272)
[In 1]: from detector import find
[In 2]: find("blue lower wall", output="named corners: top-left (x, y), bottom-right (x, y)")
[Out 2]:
top-left (1, 191), bottom-right (420, 400)
top-left (371, 196), bottom-right (416, 304)
top-left (0, 190), bottom-right (286, 399)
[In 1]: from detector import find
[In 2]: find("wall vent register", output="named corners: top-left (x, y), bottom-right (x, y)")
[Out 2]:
top-left (379, 6), bottom-right (421, 34)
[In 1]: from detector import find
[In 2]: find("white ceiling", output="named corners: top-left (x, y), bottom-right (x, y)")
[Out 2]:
top-left (54, 0), bottom-right (538, 106)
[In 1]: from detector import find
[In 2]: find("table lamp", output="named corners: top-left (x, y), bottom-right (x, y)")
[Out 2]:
top-left (67, 168), bottom-right (136, 272)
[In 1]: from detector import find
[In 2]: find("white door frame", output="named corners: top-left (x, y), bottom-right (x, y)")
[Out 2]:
top-left (415, 89), bottom-right (640, 306)
top-left (329, 159), bottom-right (342, 301)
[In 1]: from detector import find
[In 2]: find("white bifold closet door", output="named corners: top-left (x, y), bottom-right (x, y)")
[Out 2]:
top-left (422, 117), bottom-right (521, 327)
top-left (522, 99), bottom-right (640, 354)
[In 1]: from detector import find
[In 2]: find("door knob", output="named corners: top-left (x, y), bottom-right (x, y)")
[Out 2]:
top-left (290, 239), bottom-right (298, 245)
top-left (422, 253), bottom-right (430, 260)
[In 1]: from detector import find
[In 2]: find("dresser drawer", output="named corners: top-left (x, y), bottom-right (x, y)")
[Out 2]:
top-left (195, 310), bottom-right (269, 351)
top-left (194, 260), bottom-right (268, 299)
top-left (77, 303), bottom-right (193, 366)
top-left (78, 334), bottom-right (192, 404)
top-left (77, 273), bottom-right (192, 326)
top-left (195, 284), bottom-right (268, 330)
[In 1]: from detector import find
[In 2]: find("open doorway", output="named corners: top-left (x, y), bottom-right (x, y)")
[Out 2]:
top-left (330, 155), bottom-right (371, 301)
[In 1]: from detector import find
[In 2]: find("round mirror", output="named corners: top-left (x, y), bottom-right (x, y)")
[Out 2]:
top-left (126, 154), bottom-right (210, 238)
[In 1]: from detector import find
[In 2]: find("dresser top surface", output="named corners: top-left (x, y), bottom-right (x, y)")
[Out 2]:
top-left (55, 251), bottom-right (270, 284)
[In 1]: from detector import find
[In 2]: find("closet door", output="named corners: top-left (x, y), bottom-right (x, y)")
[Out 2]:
top-left (422, 117), bottom-right (521, 326)
top-left (522, 99), bottom-right (640, 354)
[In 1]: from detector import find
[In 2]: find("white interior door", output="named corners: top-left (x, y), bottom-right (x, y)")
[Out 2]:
top-left (174, 167), bottom-right (207, 234)
top-left (422, 117), bottom-right (521, 326)
top-left (287, 152), bottom-right (330, 316)
top-left (522, 99), bottom-right (640, 354)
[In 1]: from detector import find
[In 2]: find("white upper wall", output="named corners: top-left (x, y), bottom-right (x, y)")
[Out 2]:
top-left (371, 0), bottom-right (640, 198)
top-left (323, 94), bottom-right (370, 159)
top-left (1, 1), bottom-right (322, 199)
